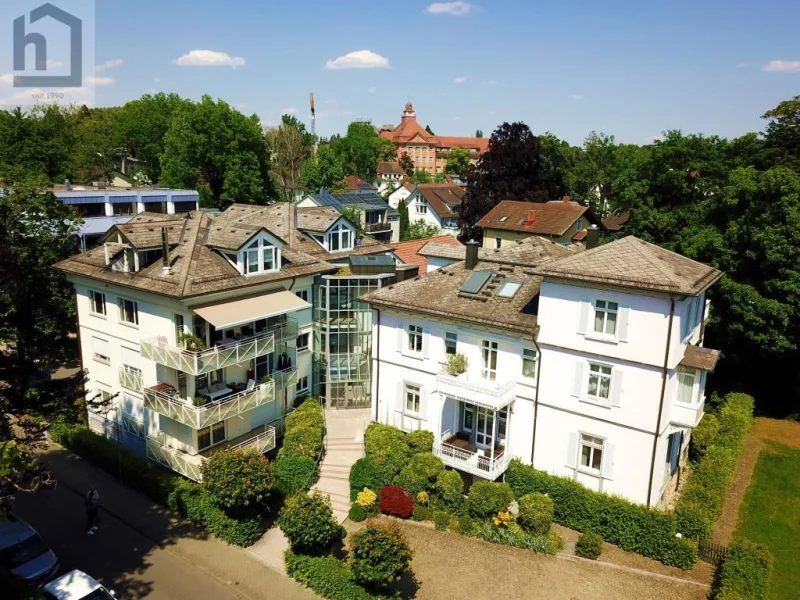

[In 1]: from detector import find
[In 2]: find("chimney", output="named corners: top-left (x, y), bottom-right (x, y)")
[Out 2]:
top-left (465, 239), bottom-right (479, 270)
top-left (161, 227), bottom-right (171, 275)
top-left (525, 210), bottom-right (536, 227)
top-left (586, 224), bottom-right (600, 250)
top-left (562, 195), bottom-right (572, 204)
top-left (64, 178), bottom-right (72, 191)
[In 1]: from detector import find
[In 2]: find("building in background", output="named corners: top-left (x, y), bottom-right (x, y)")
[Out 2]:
top-left (404, 183), bottom-right (464, 237)
top-left (376, 161), bottom-right (407, 184)
top-left (342, 175), bottom-right (376, 191)
top-left (389, 235), bottom-right (462, 274)
top-left (298, 190), bottom-right (400, 243)
top-left (379, 103), bottom-right (488, 176)
top-left (477, 197), bottom-right (604, 248)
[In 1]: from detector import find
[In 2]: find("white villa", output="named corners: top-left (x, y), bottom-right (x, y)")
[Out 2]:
top-left (363, 236), bottom-right (721, 507)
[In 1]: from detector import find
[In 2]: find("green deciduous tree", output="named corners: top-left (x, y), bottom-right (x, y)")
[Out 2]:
top-left (445, 146), bottom-right (471, 177)
top-left (301, 144), bottom-right (345, 192)
top-left (397, 199), bottom-right (410, 240)
top-left (762, 95), bottom-right (800, 171)
top-left (278, 492), bottom-right (345, 554)
top-left (475, 129), bottom-right (483, 138)
top-left (265, 122), bottom-right (312, 202)
top-left (403, 219), bottom-right (439, 241)
top-left (410, 168), bottom-right (431, 184)
top-left (160, 96), bottom-right (275, 209)
top-left (200, 449), bottom-right (274, 511)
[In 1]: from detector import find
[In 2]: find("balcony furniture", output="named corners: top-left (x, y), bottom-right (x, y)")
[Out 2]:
top-left (230, 381), bottom-right (247, 393)
top-left (151, 382), bottom-right (177, 395)
top-left (245, 378), bottom-right (255, 391)
top-left (199, 382), bottom-right (233, 400)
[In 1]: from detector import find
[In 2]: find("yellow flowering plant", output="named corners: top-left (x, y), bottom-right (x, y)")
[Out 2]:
top-left (492, 510), bottom-right (512, 528)
top-left (416, 490), bottom-right (429, 505)
top-left (356, 487), bottom-right (377, 509)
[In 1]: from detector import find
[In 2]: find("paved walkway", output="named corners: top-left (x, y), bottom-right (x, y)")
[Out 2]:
top-left (34, 444), bottom-right (315, 600)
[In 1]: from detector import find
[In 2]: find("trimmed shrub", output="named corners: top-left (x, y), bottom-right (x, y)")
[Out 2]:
top-left (278, 492), bottom-right (346, 554)
top-left (201, 449), bottom-right (273, 510)
top-left (356, 487), bottom-right (378, 510)
top-left (395, 452), bottom-right (444, 496)
top-left (517, 492), bottom-right (554, 536)
top-left (273, 454), bottom-right (318, 498)
top-left (575, 532), bottom-right (603, 560)
top-left (350, 520), bottom-right (414, 590)
top-left (505, 459), bottom-right (697, 569)
top-left (691, 413), bottom-right (720, 460)
top-left (406, 429), bottom-right (434, 454)
top-left (433, 469), bottom-right (464, 512)
top-left (457, 515), bottom-right (475, 536)
top-left (547, 530), bottom-right (565, 555)
top-left (433, 510), bottom-right (451, 531)
top-left (464, 481), bottom-right (513, 520)
top-left (715, 539), bottom-right (773, 600)
top-left (349, 457), bottom-right (381, 501)
top-left (282, 399), bottom-right (324, 461)
top-left (349, 504), bottom-right (367, 522)
top-left (364, 424), bottom-right (412, 486)
top-left (472, 521), bottom-right (550, 551)
top-left (285, 552), bottom-right (375, 600)
top-left (379, 485), bottom-right (414, 519)
top-left (412, 504), bottom-right (431, 522)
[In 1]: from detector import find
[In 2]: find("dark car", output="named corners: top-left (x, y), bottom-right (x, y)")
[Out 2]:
top-left (0, 513), bottom-right (59, 585)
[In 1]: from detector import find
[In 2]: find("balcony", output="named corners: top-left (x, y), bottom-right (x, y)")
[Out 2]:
top-left (364, 221), bottom-right (391, 233)
top-left (433, 430), bottom-right (510, 480)
top-left (672, 397), bottom-right (705, 428)
top-left (272, 365), bottom-right (298, 389)
top-left (146, 425), bottom-right (277, 482)
top-left (144, 380), bottom-right (276, 430)
top-left (140, 320), bottom-right (296, 376)
top-left (435, 371), bottom-right (517, 410)
top-left (118, 368), bottom-right (143, 393)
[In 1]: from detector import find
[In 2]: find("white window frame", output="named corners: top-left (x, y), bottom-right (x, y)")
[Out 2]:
top-left (522, 348), bottom-right (538, 379)
top-left (198, 421), bottom-right (226, 451)
top-left (295, 289), bottom-right (309, 302)
top-left (586, 362), bottom-right (612, 403)
top-left (676, 368), bottom-right (698, 406)
top-left (118, 298), bottom-right (139, 326)
top-left (683, 296), bottom-right (701, 339)
top-left (415, 200), bottom-right (427, 214)
top-left (92, 336), bottom-right (111, 365)
top-left (296, 376), bottom-right (309, 395)
top-left (579, 434), bottom-right (604, 474)
top-left (481, 340), bottom-right (498, 381)
top-left (462, 404), bottom-right (474, 432)
top-left (592, 299), bottom-right (618, 337)
top-left (327, 222), bottom-right (353, 252)
top-left (407, 324), bottom-right (423, 354)
top-left (241, 234), bottom-right (280, 276)
top-left (444, 332), bottom-right (458, 356)
top-left (296, 333), bottom-right (310, 352)
top-left (89, 290), bottom-right (106, 316)
top-left (404, 383), bottom-right (421, 415)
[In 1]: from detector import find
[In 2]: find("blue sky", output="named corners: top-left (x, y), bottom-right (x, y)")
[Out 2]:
top-left (88, 0), bottom-right (800, 144)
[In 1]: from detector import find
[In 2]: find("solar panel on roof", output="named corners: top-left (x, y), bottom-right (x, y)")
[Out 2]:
top-left (460, 270), bottom-right (493, 294)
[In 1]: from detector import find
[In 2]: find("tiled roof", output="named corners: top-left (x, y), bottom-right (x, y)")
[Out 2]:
top-left (415, 184), bottom-right (464, 219)
top-left (379, 105), bottom-right (489, 153)
top-left (680, 345), bottom-right (721, 372)
top-left (102, 213), bottom-right (186, 248)
top-left (477, 199), bottom-right (590, 236)
top-left (419, 235), bottom-right (576, 265)
top-left (434, 136), bottom-right (489, 152)
top-left (296, 206), bottom-right (342, 233)
top-left (390, 235), bottom-right (461, 274)
top-left (377, 161), bottom-right (406, 176)
top-left (365, 236), bottom-right (577, 334)
top-left (343, 175), bottom-right (376, 190)
top-left (603, 208), bottom-right (632, 232)
top-left (534, 236), bottom-right (722, 295)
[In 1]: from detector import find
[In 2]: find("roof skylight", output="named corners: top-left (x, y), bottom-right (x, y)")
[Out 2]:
top-left (497, 281), bottom-right (522, 298)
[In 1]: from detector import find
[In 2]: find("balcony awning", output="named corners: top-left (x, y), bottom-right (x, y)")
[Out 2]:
top-left (679, 345), bottom-right (721, 373)
top-left (194, 290), bottom-right (311, 330)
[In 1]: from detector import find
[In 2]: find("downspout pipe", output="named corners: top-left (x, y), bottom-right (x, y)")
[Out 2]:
top-left (530, 331), bottom-right (543, 465)
top-left (647, 297), bottom-right (675, 506)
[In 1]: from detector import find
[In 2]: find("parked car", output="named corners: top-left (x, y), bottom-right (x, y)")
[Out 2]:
top-left (0, 513), bottom-right (59, 585)
top-left (43, 570), bottom-right (116, 599)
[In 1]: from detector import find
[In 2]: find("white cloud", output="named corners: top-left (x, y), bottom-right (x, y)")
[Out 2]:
top-left (368, 87), bottom-right (376, 93)
top-left (0, 85), bottom-right (94, 107)
top-left (453, 76), bottom-right (468, 84)
top-left (174, 50), bottom-right (245, 68)
top-left (646, 134), bottom-right (663, 143)
top-left (425, 2), bottom-right (475, 16)
top-left (282, 107), bottom-right (298, 115)
top-left (482, 79), bottom-right (498, 86)
top-left (326, 50), bottom-right (389, 70)
top-left (762, 60), bottom-right (800, 73)
top-left (96, 58), bottom-right (123, 72)
top-left (261, 120), bottom-right (276, 128)
top-left (86, 76), bottom-right (115, 86)
top-left (570, 93), bottom-right (583, 100)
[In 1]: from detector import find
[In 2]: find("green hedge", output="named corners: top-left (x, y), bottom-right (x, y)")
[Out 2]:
top-left (505, 459), bottom-right (697, 568)
top-left (690, 413), bottom-right (719, 460)
top-left (273, 455), bottom-right (318, 498)
top-left (281, 398), bottom-right (324, 461)
top-left (464, 481), bottom-right (513, 519)
top-left (675, 393), bottom-right (754, 541)
top-left (714, 539), bottom-right (774, 600)
top-left (394, 452), bottom-right (444, 496)
top-left (349, 458), bottom-right (382, 501)
top-left (285, 552), bottom-right (377, 600)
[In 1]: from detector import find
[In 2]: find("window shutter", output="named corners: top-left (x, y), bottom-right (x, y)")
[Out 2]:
top-left (617, 306), bottom-right (630, 342)
top-left (610, 369), bottom-right (623, 407)
top-left (92, 337), bottom-right (110, 358)
top-left (420, 388), bottom-right (428, 415)
top-left (422, 331), bottom-right (430, 359)
top-left (397, 324), bottom-right (404, 353)
top-left (571, 362), bottom-right (585, 397)
top-left (601, 442), bottom-right (615, 480)
top-left (577, 299), bottom-right (591, 335)
top-left (121, 346), bottom-right (140, 369)
top-left (566, 433), bottom-right (579, 469)
top-left (397, 382), bottom-right (405, 422)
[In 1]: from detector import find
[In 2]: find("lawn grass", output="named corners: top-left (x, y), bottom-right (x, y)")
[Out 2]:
top-left (734, 441), bottom-right (800, 600)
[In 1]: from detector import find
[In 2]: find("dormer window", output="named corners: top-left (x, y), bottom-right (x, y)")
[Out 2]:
top-left (239, 234), bottom-right (281, 276)
top-left (328, 222), bottom-right (352, 252)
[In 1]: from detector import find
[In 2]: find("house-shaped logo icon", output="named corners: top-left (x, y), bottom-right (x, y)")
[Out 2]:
top-left (13, 2), bottom-right (82, 87)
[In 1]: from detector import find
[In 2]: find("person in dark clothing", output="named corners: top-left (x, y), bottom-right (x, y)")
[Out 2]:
top-left (85, 485), bottom-right (100, 535)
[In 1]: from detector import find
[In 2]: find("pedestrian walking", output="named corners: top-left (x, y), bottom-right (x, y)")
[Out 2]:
top-left (85, 485), bottom-right (100, 535)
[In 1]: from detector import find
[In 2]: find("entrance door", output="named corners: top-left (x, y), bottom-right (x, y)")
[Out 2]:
top-left (475, 407), bottom-right (494, 448)
top-left (255, 353), bottom-right (274, 380)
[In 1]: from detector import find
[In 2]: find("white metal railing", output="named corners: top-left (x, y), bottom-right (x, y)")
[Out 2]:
top-left (118, 368), bottom-right (143, 393)
top-left (140, 320), bottom-right (297, 376)
top-left (272, 365), bottom-right (298, 389)
top-left (436, 372), bottom-right (517, 410)
top-left (230, 425), bottom-right (276, 453)
top-left (146, 433), bottom-right (204, 481)
top-left (433, 429), bottom-right (510, 480)
top-left (143, 381), bottom-right (276, 430)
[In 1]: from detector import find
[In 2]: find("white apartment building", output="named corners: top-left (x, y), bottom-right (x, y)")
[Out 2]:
top-left (364, 236), bottom-right (721, 507)
top-left (55, 203), bottom-right (395, 481)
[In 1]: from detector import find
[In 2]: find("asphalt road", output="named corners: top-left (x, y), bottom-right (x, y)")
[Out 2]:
top-left (14, 483), bottom-right (243, 600)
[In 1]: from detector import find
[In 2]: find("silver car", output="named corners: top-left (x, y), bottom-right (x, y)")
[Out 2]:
top-left (0, 513), bottom-right (59, 585)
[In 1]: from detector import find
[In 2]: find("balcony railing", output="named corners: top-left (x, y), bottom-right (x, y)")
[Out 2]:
top-left (272, 366), bottom-right (298, 389)
top-left (140, 320), bottom-right (296, 376)
top-left (433, 430), bottom-right (510, 480)
top-left (364, 221), bottom-right (391, 233)
top-left (143, 381), bottom-right (275, 430)
top-left (229, 425), bottom-right (276, 454)
top-left (118, 368), bottom-right (143, 393)
top-left (435, 371), bottom-right (517, 410)
top-left (146, 433), bottom-right (204, 481)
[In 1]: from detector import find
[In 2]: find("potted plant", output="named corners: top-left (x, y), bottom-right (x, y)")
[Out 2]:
top-left (446, 353), bottom-right (468, 377)
top-left (259, 375), bottom-right (272, 385)
top-left (178, 331), bottom-right (205, 352)
top-left (193, 396), bottom-right (207, 407)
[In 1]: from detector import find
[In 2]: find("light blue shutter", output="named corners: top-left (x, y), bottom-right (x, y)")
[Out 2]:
top-left (617, 306), bottom-right (630, 342)
top-left (420, 388), bottom-right (428, 418)
top-left (397, 323), bottom-right (404, 353)
top-left (577, 299), bottom-right (591, 334)
top-left (610, 369), bottom-right (623, 407)
top-left (422, 331), bottom-right (430, 359)
top-left (601, 442), bottom-right (615, 480)
top-left (566, 433), bottom-right (579, 470)
top-left (571, 362), bottom-right (585, 397)
top-left (397, 382), bottom-right (405, 425)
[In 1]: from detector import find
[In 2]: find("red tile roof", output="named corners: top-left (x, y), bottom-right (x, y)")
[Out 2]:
top-left (477, 199), bottom-right (591, 236)
top-left (603, 208), bottom-right (632, 232)
top-left (343, 175), bottom-right (376, 190)
top-left (389, 235), bottom-right (461, 274)
top-left (415, 184), bottom-right (465, 219)
top-left (379, 103), bottom-right (489, 153)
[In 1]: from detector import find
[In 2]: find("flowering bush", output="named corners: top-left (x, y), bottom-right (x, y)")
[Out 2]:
top-left (492, 510), bottom-right (512, 528)
top-left (356, 487), bottom-right (377, 509)
top-left (416, 490), bottom-right (429, 505)
top-left (379, 485), bottom-right (414, 519)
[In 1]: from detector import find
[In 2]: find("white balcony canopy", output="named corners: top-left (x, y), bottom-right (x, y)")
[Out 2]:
top-left (193, 290), bottom-right (310, 330)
